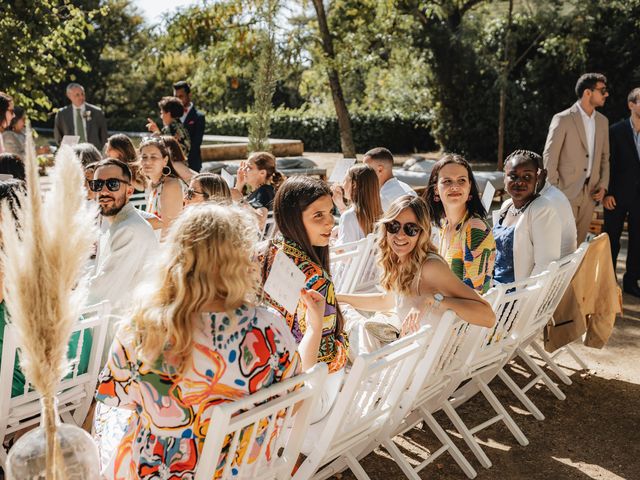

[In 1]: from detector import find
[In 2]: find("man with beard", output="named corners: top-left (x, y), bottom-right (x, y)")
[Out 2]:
top-left (543, 73), bottom-right (610, 243)
top-left (87, 158), bottom-right (157, 313)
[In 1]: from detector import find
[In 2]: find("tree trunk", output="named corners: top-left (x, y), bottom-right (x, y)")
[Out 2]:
top-left (311, 0), bottom-right (356, 158)
top-left (497, 0), bottom-right (514, 170)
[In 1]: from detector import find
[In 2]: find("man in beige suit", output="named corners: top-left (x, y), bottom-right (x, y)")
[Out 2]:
top-left (543, 73), bottom-right (610, 243)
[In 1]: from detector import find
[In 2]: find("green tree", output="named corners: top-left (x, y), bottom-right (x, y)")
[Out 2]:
top-left (0, 0), bottom-right (93, 119)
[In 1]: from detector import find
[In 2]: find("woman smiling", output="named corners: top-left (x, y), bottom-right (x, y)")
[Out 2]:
top-left (493, 150), bottom-right (562, 283)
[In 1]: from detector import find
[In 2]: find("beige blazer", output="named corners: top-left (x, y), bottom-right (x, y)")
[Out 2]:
top-left (543, 103), bottom-right (610, 202)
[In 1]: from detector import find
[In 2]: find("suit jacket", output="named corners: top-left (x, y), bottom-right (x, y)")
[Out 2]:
top-left (183, 105), bottom-right (205, 172)
top-left (54, 102), bottom-right (108, 151)
top-left (543, 103), bottom-right (610, 202)
top-left (607, 118), bottom-right (640, 206)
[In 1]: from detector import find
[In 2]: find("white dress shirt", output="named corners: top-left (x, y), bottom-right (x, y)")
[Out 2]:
top-left (379, 177), bottom-right (417, 212)
top-left (336, 206), bottom-right (365, 245)
top-left (576, 101), bottom-right (596, 178)
top-left (180, 103), bottom-right (193, 123)
top-left (540, 181), bottom-right (578, 256)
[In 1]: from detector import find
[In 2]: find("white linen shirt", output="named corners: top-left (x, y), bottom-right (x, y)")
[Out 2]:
top-left (379, 177), bottom-right (417, 212)
top-left (576, 101), bottom-right (596, 178)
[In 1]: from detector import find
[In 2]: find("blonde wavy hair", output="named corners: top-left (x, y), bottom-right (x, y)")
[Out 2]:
top-left (377, 195), bottom-right (439, 295)
top-left (133, 203), bottom-right (259, 368)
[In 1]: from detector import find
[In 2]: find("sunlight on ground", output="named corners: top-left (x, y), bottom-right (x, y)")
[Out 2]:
top-left (552, 457), bottom-right (626, 480)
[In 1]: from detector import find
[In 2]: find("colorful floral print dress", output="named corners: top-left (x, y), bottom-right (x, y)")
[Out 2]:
top-left (162, 120), bottom-right (191, 158)
top-left (95, 304), bottom-right (300, 479)
top-left (439, 213), bottom-right (496, 294)
top-left (260, 238), bottom-right (348, 373)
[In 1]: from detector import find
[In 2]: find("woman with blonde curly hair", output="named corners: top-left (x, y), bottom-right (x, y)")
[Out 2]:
top-left (95, 203), bottom-right (320, 478)
top-left (338, 195), bottom-right (494, 345)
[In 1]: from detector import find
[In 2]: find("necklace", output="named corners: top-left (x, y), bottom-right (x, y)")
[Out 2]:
top-left (508, 199), bottom-right (534, 216)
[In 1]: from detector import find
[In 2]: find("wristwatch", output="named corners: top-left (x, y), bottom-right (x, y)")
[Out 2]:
top-left (432, 293), bottom-right (444, 309)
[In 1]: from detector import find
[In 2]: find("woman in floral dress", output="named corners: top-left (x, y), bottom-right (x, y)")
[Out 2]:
top-left (95, 203), bottom-right (324, 479)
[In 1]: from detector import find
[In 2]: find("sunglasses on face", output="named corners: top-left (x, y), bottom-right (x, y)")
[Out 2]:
top-left (184, 188), bottom-right (207, 200)
top-left (385, 220), bottom-right (422, 237)
top-left (88, 178), bottom-right (130, 192)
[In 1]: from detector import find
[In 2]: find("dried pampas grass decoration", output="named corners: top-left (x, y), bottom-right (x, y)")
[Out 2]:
top-left (0, 128), bottom-right (97, 477)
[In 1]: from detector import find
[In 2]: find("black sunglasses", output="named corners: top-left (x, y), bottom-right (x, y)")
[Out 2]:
top-left (385, 220), bottom-right (422, 237)
top-left (88, 178), bottom-right (130, 192)
top-left (184, 188), bottom-right (208, 200)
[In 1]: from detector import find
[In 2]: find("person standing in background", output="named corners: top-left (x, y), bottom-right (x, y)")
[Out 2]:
top-left (543, 73), bottom-right (610, 243)
top-left (173, 80), bottom-right (205, 172)
top-left (603, 87), bottom-right (640, 297)
top-left (54, 83), bottom-right (108, 151)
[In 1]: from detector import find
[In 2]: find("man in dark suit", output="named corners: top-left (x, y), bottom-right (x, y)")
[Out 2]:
top-left (172, 81), bottom-right (205, 172)
top-left (603, 87), bottom-right (640, 296)
top-left (54, 83), bottom-right (108, 151)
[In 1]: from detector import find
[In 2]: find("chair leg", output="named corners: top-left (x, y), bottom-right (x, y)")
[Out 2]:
top-left (517, 347), bottom-right (566, 400)
top-left (441, 401), bottom-right (492, 469)
top-left (530, 341), bottom-right (573, 385)
top-left (564, 344), bottom-right (589, 370)
top-left (497, 369), bottom-right (545, 421)
top-left (477, 381), bottom-right (529, 447)
top-left (421, 408), bottom-right (477, 479)
top-left (382, 438), bottom-right (422, 480)
top-left (344, 451), bottom-right (372, 480)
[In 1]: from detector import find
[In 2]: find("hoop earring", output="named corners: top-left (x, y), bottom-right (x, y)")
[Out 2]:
top-left (162, 165), bottom-right (171, 177)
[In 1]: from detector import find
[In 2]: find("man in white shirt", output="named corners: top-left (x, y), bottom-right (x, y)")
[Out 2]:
top-left (87, 158), bottom-right (157, 314)
top-left (362, 147), bottom-right (416, 212)
top-left (525, 150), bottom-right (578, 256)
top-left (543, 73), bottom-right (610, 243)
top-left (54, 83), bottom-right (108, 151)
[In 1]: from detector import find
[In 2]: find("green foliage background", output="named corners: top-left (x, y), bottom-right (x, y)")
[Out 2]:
top-left (7, 0), bottom-right (640, 161)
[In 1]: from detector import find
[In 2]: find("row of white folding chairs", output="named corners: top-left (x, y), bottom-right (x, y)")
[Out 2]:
top-left (0, 301), bottom-right (111, 468)
top-left (194, 243), bottom-right (591, 480)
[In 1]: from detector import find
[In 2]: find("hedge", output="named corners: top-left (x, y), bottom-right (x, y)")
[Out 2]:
top-left (205, 110), bottom-right (437, 154)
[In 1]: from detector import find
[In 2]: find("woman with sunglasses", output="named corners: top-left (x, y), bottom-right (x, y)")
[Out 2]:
top-left (139, 137), bottom-right (185, 232)
top-left (338, 195), bottom-right (494, 342)
top-left (493, 151), bottom-right (561, 283)
top-left (424, 154), bottom-right (496, 293)
top-left (184, 173), bottom-right (231, 206)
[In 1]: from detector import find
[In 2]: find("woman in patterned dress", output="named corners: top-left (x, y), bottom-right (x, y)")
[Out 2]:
top-left (260, 176), bottom-right (348, 420)
top-left (423, 154), bottom-right (496, 293)
top-left (139, 136), bottom-right (184, 232)
top-left (95, 203), bottom-right (324, 479)
top-left (146, 96), bottom-right (191, 159)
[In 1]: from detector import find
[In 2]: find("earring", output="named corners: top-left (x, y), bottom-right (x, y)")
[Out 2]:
top-left (434, 195), bottom-right (440, 202)
top-left (162, 165), bottom-right (171, 177)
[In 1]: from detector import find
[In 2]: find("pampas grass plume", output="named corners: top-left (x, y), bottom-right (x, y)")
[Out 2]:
top-left (0, 128), bottom-right (97, 398)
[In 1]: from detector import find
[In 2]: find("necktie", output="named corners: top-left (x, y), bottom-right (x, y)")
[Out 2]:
top-left (75, 108), bottom-right (86, 143)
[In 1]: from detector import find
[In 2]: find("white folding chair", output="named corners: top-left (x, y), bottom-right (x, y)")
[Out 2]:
top-left (0, 301), bottom-right (110, 468)
top-left (261, 212), bottom-right (277, 241)
top-left (376, 310), bottom-right (481, 479)
top-left (527, 242), bottom-right (590, 383)
top-left (194, 363), bottom-right (328, 480)
top-left (292, 326), bottom-right (433, 480)
top-left (330, 236), bottom-right (370, 294)
top-left (444, 277), bottom-right (547, 469)
top-left (349, 234), bottom-right (380, 293)
top-left (129, 192), bottom-right (147, 211)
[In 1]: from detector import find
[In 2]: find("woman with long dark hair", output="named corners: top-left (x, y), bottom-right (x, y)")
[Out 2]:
top-left (424, 154), bottom-right (496, 293)
top-left (334, 164), bottom-right (383, 245)
top-left (260, 176), bottom-right (347, 419)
